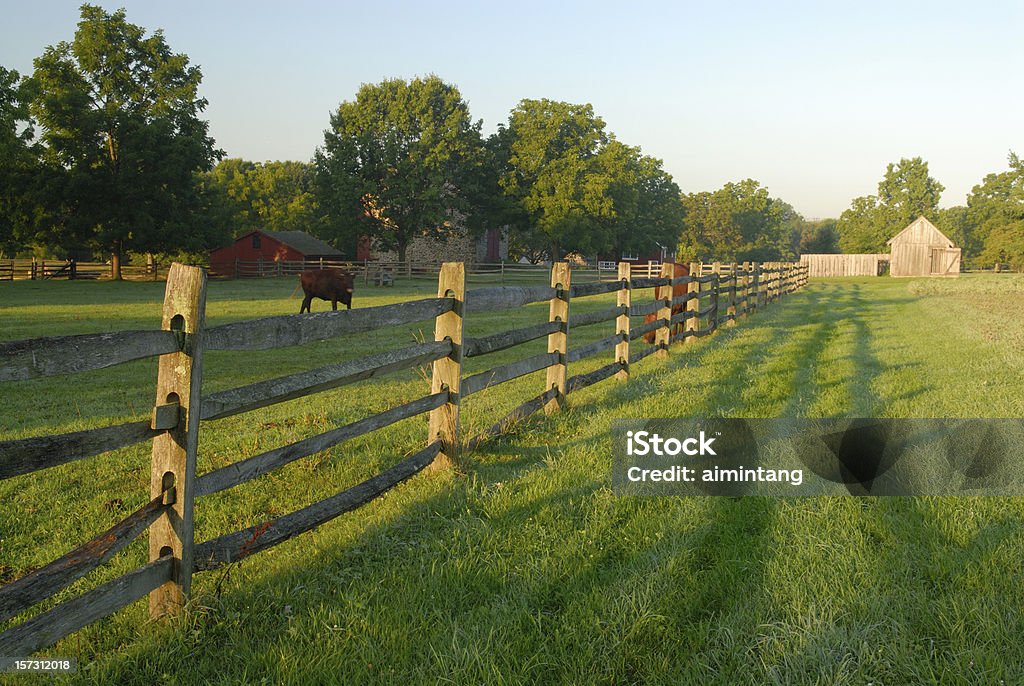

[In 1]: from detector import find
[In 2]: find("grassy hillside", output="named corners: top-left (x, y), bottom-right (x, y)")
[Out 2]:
top-left (2, 274), bottom-right (1024, 684)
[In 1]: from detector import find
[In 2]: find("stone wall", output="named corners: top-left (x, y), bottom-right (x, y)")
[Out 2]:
top-left (373, 227), bottom-right (507, 265)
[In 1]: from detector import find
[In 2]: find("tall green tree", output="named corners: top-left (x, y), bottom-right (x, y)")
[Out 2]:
top-left (595, 140), bottom-right (683, 260)
top-left (798, 219), bottom-right (841, 254)
top-left (679, 180), bottom-right (796, 261)
top-left (966, 152), bottom-right (1024, 269)
top-left (204, 158), bottom-right (322, 240)
top-left (0, 66), bottom-right (38, 257)
top-left (878, 157), bottom-right (945, 228)
top-left (493, 99), bottom-right (611, 259)
top-left (28, 4), bottom-right (220, 278)
top-left (837, 157), bottom-right (945, 253)
top-left (837, 195), bottom-right (888, 253)
top-left (314, 75), bottom-right (485, 261)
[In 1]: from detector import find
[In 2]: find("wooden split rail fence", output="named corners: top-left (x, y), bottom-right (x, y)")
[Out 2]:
top-left (0, 260), bottom-right (807, 655)
top-left (0, 259), bottom-right (165, 281)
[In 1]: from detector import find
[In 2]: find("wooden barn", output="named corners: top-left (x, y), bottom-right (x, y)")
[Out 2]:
top-left (209, 230), bottom-right (344, 276)
top-left (887, 216), bottom-right (961, 277)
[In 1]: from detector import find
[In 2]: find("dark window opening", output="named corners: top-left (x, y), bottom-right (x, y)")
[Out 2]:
top-left (252, 234), bottom-right (261, 249)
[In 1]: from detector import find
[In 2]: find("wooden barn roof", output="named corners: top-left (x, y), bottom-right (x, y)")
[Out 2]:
top-left (262, 230), bottom-right (343, 256)
top-left (886, 216), bottom-right (955, 248)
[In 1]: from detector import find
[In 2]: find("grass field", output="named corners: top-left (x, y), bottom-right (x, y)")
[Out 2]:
top-left (2, 273), bottom-right (1024, 684)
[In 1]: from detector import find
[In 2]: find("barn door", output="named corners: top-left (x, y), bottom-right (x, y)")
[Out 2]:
top-left (930, 248), bottom-right (960, 275)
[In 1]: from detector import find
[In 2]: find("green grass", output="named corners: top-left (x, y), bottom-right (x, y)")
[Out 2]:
top-left (2, 274), bottom-right (1024, 684)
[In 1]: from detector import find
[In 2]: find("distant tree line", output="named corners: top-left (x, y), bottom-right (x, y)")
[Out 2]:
top-left (837, 156), bottom-right (1024, 270)
top-left (2, 5), bottom-right (1021, 276)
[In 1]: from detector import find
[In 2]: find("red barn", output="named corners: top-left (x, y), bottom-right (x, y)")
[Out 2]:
top-left (209, 230), bottom-right (345, 277)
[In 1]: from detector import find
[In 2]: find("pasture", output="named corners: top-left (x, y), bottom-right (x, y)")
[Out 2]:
top-left (2, 274), bottom-right (1024, 684)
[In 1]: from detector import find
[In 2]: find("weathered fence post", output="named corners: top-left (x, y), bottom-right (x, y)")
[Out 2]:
top-left (616, 262), bottom-right (631, 380)
top-left (655, 262), bottom-right (673, 358)
top-left (685, 261), bottom-right (701, 344)
top-left (149, 263), bottom-right (207, 619)
top-left (710, 262), bottom-right (721, 333)
top-left (726, 262), bottom-right (737, 326)
top-left (739, 261), bottom-right (751, 319)
top-left (754, 262), bottom-right (761, 307)
top-left (428, 262), bottom-right (465, 470)
top-left (762, 263), bottom-right (770, 304)
top-left (545, 262), bottom-right (571, 414)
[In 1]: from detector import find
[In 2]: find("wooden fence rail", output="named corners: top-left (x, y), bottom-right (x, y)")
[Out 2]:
top-left (0, 259), bottom-right (807, 654)
top-left (0, 259), bottom-right (166, 281)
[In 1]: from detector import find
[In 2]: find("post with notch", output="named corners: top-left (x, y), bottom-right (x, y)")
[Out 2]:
top-left (749, 262), bottom-right (759, 312)
top-left (428, 262), bottom-right (465, 471)
top-left (710, 262), bottom-right (721, 332)
top-left (685, 261), bottom-right (701, 343)
top-left (615, 262), bottom-right (631, 380)
top-left (726, 262), bottom-right (737, 326)
top-left (655, 262), bottom-right (673, 358)
top-left (149, 263), bottom-right (207, 619)
top-left (739, 261), bottom-right (751, 319)
top-left (545, 261), bottom-right (571, 414)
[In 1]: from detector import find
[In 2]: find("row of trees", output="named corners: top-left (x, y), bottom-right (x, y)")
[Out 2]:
top-left (0, 6), bottom-right (696, 274)
top-left (312, 85), bottom-right (686, 264)
top-left (2, 5), bottom-right (1020, 274)
top-left (837, 156), bottom-right (1024, 269)
top-left (0, 5), bottom-right (807, 277)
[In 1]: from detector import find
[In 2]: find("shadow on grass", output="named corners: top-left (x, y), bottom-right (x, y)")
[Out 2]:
top-left (559, 281), bottom-right (926, 421)
top-left (759, 497), bottom-right (1024, 683)
top-left (95, 451), bottom-right (782, 685)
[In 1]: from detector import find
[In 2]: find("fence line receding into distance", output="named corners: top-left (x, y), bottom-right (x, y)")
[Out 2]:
top-left (0, 260), bottom-right (807, 655)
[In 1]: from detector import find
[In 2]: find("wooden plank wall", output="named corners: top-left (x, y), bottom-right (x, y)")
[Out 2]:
top-left (800, 253), bottom-right (887, 277)
top-left (891, 245), bottom-right (962, 277)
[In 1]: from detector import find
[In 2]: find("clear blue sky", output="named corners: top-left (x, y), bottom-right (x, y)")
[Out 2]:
top-left (3, 0), bottom-right (1022, 218)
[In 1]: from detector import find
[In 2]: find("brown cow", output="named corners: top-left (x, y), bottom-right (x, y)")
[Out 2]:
top-left (643, 262), bottom-right (689, 344)
top-left (299, 269), bottom-right (355, 313)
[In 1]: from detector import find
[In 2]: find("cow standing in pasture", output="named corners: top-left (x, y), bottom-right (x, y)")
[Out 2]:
top-left (299, 269), bottom-right (355, 313)
top-left (643, 262), bottom-right (689, 344)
